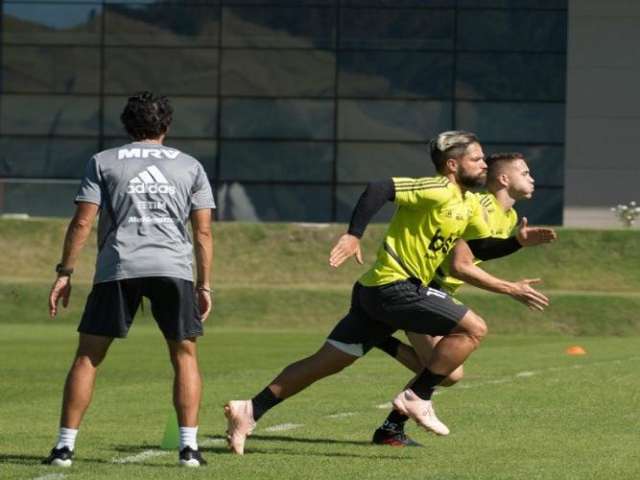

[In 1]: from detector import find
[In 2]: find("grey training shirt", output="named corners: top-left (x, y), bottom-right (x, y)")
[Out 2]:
top-left (75, 142), bottom-right (216, 284)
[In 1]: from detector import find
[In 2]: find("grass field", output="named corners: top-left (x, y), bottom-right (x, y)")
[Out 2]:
top-left (0, 219), bottom-right (639, 479)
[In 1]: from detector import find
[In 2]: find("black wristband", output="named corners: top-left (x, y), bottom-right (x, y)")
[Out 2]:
top-left (467, 236), bottom-right (522, 261)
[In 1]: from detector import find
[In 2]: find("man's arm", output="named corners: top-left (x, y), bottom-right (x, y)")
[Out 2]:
top-left (49, 202), bottom-right (99, 318)
top-left (448, 239), bottom-right (549, 311)
top-left (329, 179), bottom-right (395, 268)
top-left (191, 207), bottom-right (214, 321)
top-left (466, 218), bottom-right (557, 261)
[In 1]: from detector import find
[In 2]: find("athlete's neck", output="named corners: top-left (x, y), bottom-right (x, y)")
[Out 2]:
top-left (444, 173), bottom-right (468, 196)
top-left (491, 187), bottom-right (516, 212)
top-left (134, 135), bottom-right (165, 145)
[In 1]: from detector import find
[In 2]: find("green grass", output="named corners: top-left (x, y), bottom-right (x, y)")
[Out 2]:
top-left (1, 219), bottom-right (639, 478)
top-left (1, 324), bottom-right (639, 479)
top-left (1, 218), bottom-right (639, 291)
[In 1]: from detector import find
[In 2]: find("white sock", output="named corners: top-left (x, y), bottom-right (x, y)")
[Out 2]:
top-left (55, 427), bottom-right (78, 451)
top-left (179, 426), bottom-right (198, 451)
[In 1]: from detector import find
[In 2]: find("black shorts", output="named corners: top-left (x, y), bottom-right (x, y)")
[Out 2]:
top-left (78, 277), bottom-right (203, 341)
top-left (327, 279), bottom-right (468, 357)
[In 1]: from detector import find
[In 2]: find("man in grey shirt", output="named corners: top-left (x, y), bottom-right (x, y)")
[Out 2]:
top-left (43, 92), bottom-right (215, 468)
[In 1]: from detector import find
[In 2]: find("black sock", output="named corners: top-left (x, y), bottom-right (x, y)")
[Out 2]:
top-left (381, 409), bottom-right (409, 432)
top-left (375, 336), bottom-right (402, 358)
top-left (410, 368), bottom-right (447, 400)
top-left (251, 387), bottom-right (282, 422)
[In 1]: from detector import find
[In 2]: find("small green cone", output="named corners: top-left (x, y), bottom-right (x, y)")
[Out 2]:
top-left (160, 410), bottom-right (180, 450)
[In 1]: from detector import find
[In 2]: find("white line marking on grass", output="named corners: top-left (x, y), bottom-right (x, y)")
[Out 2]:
top-left (376, 402), bottom-right (392, 409)
top-left (200, 438), bottom-right (227, 447)
top-left (516, 371), bottom-right (536, 377)
top-left (112, 449), bottom-right (169, 464)
top-left (326, 412), bottom-right (356, 419)
top-left (264, 423), bottom-right (304, 432)
top-left (33, 474), bottom-right (66, 480)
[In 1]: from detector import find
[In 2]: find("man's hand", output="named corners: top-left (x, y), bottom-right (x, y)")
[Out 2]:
top-left (329, 234), bottom-right (363, 268)
top-left (507, 278), bottom-right (549, 311)
top-left (49, 276), bottom-right (72, 318)
top-left (516, 217), bottom-right (557, 247)
top-left (197, 288), bottom-right (213, 321)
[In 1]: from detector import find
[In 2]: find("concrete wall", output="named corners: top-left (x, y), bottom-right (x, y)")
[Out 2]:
top-left (564, 1), bottom-right (640, 227)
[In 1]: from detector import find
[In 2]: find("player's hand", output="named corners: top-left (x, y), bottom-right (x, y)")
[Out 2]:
top-left (49, 276), bottom-right (72, 318)
top-left (508, 278), bottom-right (549, 311)
top-left (329, 234), bottom-right (363, 268)
top-left (197, 287), bottom-right (213, 322)
top-left (516, 217), bottom-right (557, 247)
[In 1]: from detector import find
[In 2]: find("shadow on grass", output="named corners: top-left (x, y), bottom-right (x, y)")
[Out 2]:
top-left (201, 434), bottom-right (412, 460)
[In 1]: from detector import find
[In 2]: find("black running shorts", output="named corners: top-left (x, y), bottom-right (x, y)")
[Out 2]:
top-left (327, 279), bottom-right (468, 357)
top-left (78, 277), bottom-right (203, 341)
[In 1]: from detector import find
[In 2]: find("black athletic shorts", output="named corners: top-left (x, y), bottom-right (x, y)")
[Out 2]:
top-left (327, 278), bottom-right (468, 357)
top-left (78, 277), bottom-right (203, 341)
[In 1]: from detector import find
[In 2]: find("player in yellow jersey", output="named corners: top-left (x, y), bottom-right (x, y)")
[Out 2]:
top-left (372, 152), bottom-right (542, 446)
top-left (224, 132), bottom-right (555, 455)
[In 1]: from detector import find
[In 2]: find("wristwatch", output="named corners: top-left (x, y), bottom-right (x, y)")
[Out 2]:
top-left (55, 263), bottom-right (74, 276)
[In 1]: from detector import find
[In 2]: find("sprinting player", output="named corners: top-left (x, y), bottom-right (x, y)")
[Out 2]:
top-left (224, 131), bottom-right (555, 455)
top-left (43, 92), bottom-right (215, 468)
top-left (372, 152), bottom-right (545, 446)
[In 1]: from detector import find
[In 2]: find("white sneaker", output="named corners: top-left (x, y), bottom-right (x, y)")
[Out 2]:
top-left (392, 389), bottom-right (450, 436)
top-left (224, 400), bottom-right (256, 455)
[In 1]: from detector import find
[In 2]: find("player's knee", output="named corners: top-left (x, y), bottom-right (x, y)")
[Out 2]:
top-left (442, 366), bottom-right (464, 386)
top-left (460, 311), bottom-right (488, 344)
top-left (74, 352), bottom-right (106, 369)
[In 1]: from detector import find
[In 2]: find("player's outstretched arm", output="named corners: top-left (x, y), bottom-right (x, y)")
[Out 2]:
top-left (191, 207), bottom-right (213, 321)
top-left (329, 179), bottom-right (395, 268)
top-left (49, 202), bottom-right (99, 318)
top-left (449, 240), bottom-right (549, 311)
top-left (515, 217), bottom-right (557, 247)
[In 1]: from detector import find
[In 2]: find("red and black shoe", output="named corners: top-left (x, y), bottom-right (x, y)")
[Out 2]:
top-left (372, 427), bottom-right (423, 447)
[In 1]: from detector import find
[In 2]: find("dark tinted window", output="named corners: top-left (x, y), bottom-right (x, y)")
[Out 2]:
top-left (221, 142), bottom-right (333, 181)
top-left (222, 6), bottom-right (335, 48)
top-left (1, 95), bottom-right (100, 135)
top-left (0, 137), bottom-right (98, 178)
top-left (217, 183), bottom-right (331, 222)
top-left (458, 10), bottom-right (567, 52)
top-left (2, 47), bottom-right (100, 94)
top-left (456, 102), bottom-right (565, 143)
top-left (105, 48), bottom-right (218, 95)
top-left (222, 50), bottom-right (335, 97)
top-left (339, 51), bottom-right (453, 99)
top-left (340, 8), bottom-right (454, 50)
top-left (456, 53), bottom-right (566, 101)
top-left (3, 4), bottom-right (102, 44)
top-left (339, 100), bottom-right (452, 141)
top-left (222, 99), bottom-right (333, 139)
top-left (337, 143), bottom-right (432, 182)
top-left (104, 4), bottom-right (219, 46)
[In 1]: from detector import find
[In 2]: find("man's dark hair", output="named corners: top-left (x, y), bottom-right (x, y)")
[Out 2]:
top-left (486, 152), bottom-right (525, 183)
top-left (429, 130), bottom-right (479, 174)
top-left (121, 91), bottom-right (173, 141)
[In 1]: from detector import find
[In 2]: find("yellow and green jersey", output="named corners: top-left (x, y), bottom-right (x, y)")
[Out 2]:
top-left (434, 192), bottom-right (518, 295)
top-left (359, 176), bottom-right (491, 287)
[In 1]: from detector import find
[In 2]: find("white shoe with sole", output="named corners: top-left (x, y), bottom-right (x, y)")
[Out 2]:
top-left (392, 389), bottom-right (450, 436)
top-left (224, 400), bottom-right (256, 455)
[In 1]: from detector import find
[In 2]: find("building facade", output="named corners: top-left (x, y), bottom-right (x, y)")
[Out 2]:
top-left (0, 0), bottom-right (568, 224)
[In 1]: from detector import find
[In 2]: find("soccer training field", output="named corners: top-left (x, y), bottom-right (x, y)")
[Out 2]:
top-left (1, 220), bottom-right (639, 479)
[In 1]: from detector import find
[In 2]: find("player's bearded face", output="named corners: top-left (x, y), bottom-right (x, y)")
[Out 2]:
top-left (456, 143), bottom-right (487, 188)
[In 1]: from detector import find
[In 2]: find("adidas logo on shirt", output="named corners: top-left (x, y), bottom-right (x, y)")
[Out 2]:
top-left (127, 165), bottom-right (176, 195)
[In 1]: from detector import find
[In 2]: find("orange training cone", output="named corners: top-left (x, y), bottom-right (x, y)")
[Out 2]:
top-left (565, 345), bottom-right (587, 356)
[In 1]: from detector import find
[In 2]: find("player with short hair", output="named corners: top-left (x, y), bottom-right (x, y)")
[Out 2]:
top-left (42, 91), bottom-right (215, 468)
top-left (372, 151), bottom-right (545, 446)
top-left (224, 131), bottom-right (555, 455)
